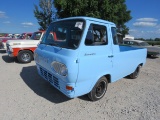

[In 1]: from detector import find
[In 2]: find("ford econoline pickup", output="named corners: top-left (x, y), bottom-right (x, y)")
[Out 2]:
top-left (34, 17), bottom-right (147, 101)
top-left (6, 31), bottom-right (46, 63)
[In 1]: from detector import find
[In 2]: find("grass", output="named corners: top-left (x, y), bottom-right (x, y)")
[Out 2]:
top-left (146, 41), bottom-right (160, 45)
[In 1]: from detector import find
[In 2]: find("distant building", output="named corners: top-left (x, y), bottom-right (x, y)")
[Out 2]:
top-left (123, 35), bottom-right (134, 40)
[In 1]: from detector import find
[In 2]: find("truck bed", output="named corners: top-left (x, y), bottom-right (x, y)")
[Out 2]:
top-left (119, 45), bottom-right (146, 52)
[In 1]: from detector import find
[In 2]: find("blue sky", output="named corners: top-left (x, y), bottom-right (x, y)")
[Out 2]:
top-left (0, 0), bottom-right (160, 39)
top-left (126, 0), bottom-right (160, 39)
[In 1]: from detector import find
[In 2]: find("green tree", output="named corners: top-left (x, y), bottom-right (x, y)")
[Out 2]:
top-left (155, 38), bottom-right (160, 41)
top-left (34, 0), bottom-right (57, 30)
top-left (54, 0), bottom-right (132, 37)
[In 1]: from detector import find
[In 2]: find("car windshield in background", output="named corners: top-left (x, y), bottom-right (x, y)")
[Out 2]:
top-left (124, 41), bottom-right (130, 45)
top-left (18, 33), bottom-right (25, 39)
top-left (30, 32), bottom-right (42, 40)
top-left (140, 42), bottom-right (149, 46)
top-left (41, 19), bottom-right (85, 49)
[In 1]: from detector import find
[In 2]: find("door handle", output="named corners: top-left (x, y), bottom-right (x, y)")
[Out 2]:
top-left (108, 55), bottom-right (114, 58)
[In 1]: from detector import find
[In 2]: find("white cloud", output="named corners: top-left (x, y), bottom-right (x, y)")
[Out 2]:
top-left (23, 26), bottom-right (29, 28)
top-left (155, 29), bottom-right (160, 34)
top-left (133, 22), bottom-right (157, 27)
top-left (137, 18), bottom-right (158, 22)
top-left (146, 31), bottom-right (154, 33)
top-left (127, 18), bottom-right (160, 38)
top-left (0, 11), bottom-right (5, 14)
top-left (3, 21), bottom-right (11, 24)
top-left (21, 22), bottom-right (34, 26)
top-left (155, 24), bottom-right (160, 28)
top-left (0, 11), bottom-right (7, 18)
top-left (128, 29), bottom-right (160, 39)
top-left (129, 29), bottom-right (138, 32)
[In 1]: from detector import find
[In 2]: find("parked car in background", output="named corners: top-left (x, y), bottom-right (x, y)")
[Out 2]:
top-left (12, 34), bottom-right (20, 39)
top-left (123, 39), bottom-right (160, 57)
top-left (18, 33), bottom-right (32, 39)
top-left (7, 34), bottom-right (14, 38)
top-left (0, 37), bottom-right (17, 49)
top-left (0, 33), bottom-right (10, 38)
top-left (0, 33), bottom-right (32, 49)
top-left (6, 31), bottom-right (48, 63)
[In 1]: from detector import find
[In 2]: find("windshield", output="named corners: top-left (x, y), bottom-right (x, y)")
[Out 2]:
top-left (41, 19), bottom-right (85, 49)
top-left (18, 33), bottom-right (25, 39)
top-left (140, 42), bottom-right (149, 46)
top-left (30, 32), bottom-right (42, 40)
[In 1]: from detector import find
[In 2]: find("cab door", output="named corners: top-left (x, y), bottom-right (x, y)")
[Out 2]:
top-left (75, 22), bottom-right (113, 96)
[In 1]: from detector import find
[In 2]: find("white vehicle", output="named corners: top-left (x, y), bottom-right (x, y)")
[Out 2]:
top-left (6, 31), bottom-right (46, 63)
top-left (0, 37), bottom-right (16, 49)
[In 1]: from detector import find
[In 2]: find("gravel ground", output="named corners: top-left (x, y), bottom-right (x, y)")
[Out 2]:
top-left (0, 50), bottom-right (160, 120)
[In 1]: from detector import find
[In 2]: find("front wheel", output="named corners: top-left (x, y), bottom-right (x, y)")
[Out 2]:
top-left (129, 65), bottom-right (141, 79)
top-left (88, 76), bottom-right (108, 101)
top-left (17, 50), bottom-right (33, 63)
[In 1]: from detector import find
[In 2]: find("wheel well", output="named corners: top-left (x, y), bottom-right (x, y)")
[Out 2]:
top-left (104, 74), bottom-right (111, 83)
top-left (19, 49), bottom-right (34, 54)
top-left (139, 63), bottom-right (143, 67)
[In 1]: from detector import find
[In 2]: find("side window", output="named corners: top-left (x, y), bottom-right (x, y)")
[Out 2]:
top-left (85, 24), bottom-right (108, 46)
top-left (129, 41), bottom-right (137, 46)
top-left (46, 33), bottom-right (54, 42)
top-left (111, 27), bottom-right (118, 45)
top-left (130, 41), bottom-right (134, 45)
top-left (124, 41), bottom-right (129, 45)
top-left (133, 42), bottom-right (138, 46)
top-left (36, 33), bottom-right (42, 40)
top-left (26, 34), bottom-right (31, 39)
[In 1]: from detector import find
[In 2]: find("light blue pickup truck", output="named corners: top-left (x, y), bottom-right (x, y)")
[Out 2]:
top-left (34, 17), bottom-right (147, 101)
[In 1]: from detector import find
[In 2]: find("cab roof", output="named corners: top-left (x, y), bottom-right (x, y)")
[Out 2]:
top-left (53, 16), bottom-right (115, 25)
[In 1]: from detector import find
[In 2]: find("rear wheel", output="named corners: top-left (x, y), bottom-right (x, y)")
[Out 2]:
top-left (88, 76), bottom-right (108, 101)
top-left (17, 50), bottom-right (33, 63)
top-left (129, 65), bottom-right (141, 79)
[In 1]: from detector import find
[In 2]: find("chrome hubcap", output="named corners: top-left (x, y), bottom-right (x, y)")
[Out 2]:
top-left (21, 53), bottom-right (30, 62)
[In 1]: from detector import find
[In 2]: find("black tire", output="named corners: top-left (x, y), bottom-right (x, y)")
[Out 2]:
top-left (88, 76), bottom-right (108, 101)
top-left (17, 50), bottom-right (33, 63)
top-left (147, 54), bottom-right (152, 58)
top-left (129, 65), bottom-right (141, 79)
